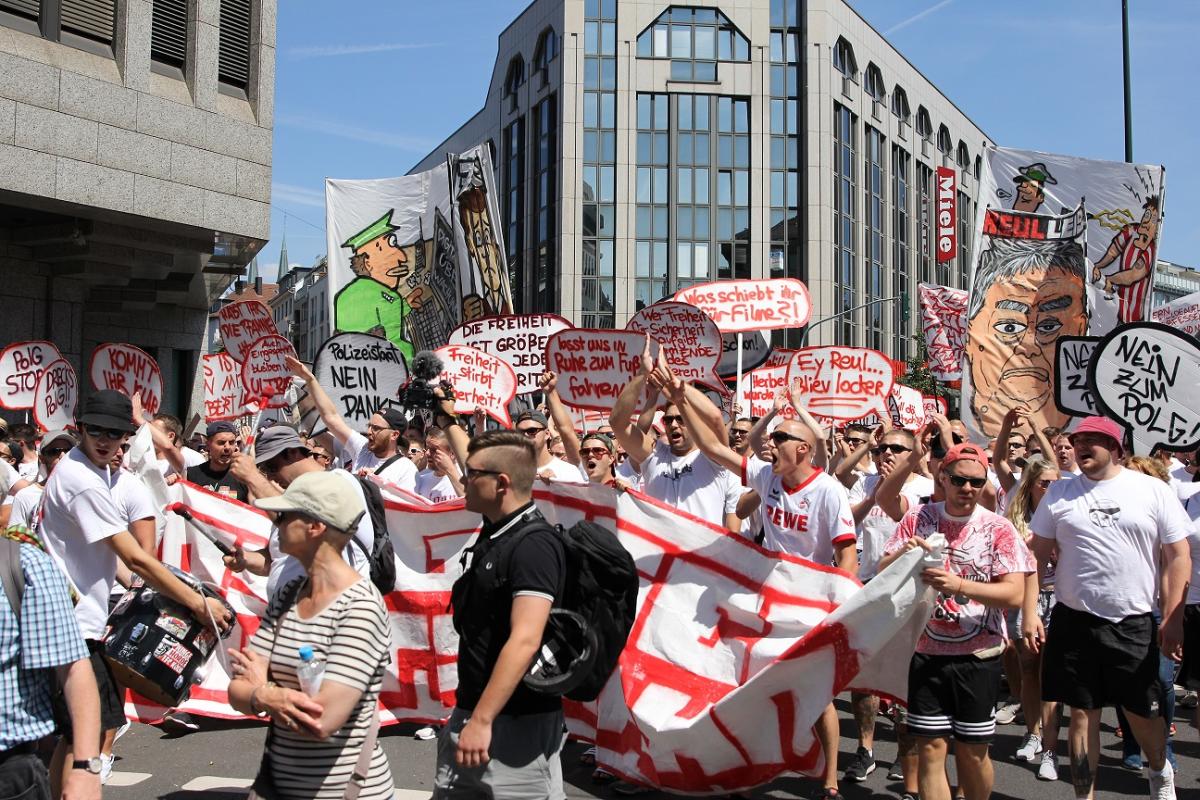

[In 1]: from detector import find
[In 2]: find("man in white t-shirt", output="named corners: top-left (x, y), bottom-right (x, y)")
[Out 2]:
top-left (415, 427), bottom-right (464, 504)
top-left (513, 408), bottom-right (587, 484)
top-left (288, 356), bottom-right (417, 491)
top-left (8, 429), bottom-right (77, 529)
top-left (1050, 431), bottom-right (1080, 476)
top-left (39, 390), bottom-right (231, 789)
top-left (1029, 416), bottom-right (1191, 800)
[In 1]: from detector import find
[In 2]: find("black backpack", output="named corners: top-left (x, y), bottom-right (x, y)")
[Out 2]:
top-left (352, 476), bottom-right (397, 594)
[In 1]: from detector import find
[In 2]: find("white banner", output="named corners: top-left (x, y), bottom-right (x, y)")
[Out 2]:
top-left (1151, 289), bottom-right (1200, 338)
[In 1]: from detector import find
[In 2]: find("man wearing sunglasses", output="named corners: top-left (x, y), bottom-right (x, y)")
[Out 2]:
top-left (5, 430), bottom-right (77, 530)
top-left (39, 391), bottom-right (233, 790)
top-left (878, 442), bottom-right (1033, 800)
top-left (1028, 416), bottom-right (1191, 800)
top-left (833, 423), bottom-right (877, 490)
top-left (514, 408), bottom-right (586, 483)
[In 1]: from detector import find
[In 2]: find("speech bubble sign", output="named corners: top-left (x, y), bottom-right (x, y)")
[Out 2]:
top-left (218, 300), bottom-right (278, 363)
top-left (240, 335), bottom-right (297, 410)
top-left (785, 346), bottom-right (894, 421)
top-left (716, 331), bottom-right (772, 378)
top-left (447, 313), bottom-right (572, 395)
top-left (735, 364), bottom-right (795, 420)
top-left (888, 384), bottom-right (926, 430)
top-left (1087, 322), bottom-right (1200, 455)
top-left (434, 344), bottom-right (517, 427)
top-left (202, 353), bottom-right (251, 422)
top-left (545, 330), bottom-right (663, 413)
top-left (763, 347), bottom-right (797, 370)
top-left (33, 358), bottom-right (78, 431)
top-left (673, 278), bottom-right (813, 333)
top-left (1151, 290), bottom-right (1200, 338)
top-left (1054, 336), bottom-right (1101, 418)
top-left (314, 333), bottom-right (409, 433)
top-left (89, 343), bottom-right (163, 416)
top-left (922, 395), bottom-right (949, 418)
top-left (627, 301), bottom-right (724, 391)
top-left (0, 340), bottom-right (62, 410)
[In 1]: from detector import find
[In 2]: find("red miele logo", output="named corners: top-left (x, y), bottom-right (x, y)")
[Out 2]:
top-left (935, 167), bottom-right (957, 263)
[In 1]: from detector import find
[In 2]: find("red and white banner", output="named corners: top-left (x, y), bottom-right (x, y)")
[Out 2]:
top-left (917, 282), bottom-right (968, 383)
top-left (935, 167), bottom-right (957, 263)
top-left (89, 343), bottom-right (163, 416)
top-left (674, 279), bottom-right (813, 334)
top-left (128, 472), bottom-right (937, 794)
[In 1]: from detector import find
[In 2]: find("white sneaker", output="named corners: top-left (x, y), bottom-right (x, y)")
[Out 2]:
top-left (414, 725), bottom-right (437, 740)
top-left (100, 753), bottom-right (115, 785)
top-left (994, 702), bottom-right (1021, 725)
top-left (1037, 751), bottom-right (1059, 782)
top-left (114, 720), bottom-right (132, 742)
top-left (1016, 732), bottom-right (1043, 762)
top-left (1149, 761), bottom-right (1176, 800)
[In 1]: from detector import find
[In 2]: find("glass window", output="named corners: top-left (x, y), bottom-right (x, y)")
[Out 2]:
top-left (678, 132), bottom-right (693, 164)
top-left (671, 25), bottom-right (690, 57)
top-left (695, 168), bottom-right (709, 203)
top-left (695, 26), bottom-right (715, 59)
top-left (695, 96), bottom-right (710, 130)
top-left (671, 60), bottom-right (693, 81)
top-left (679, 168), bottom-right (692, 203)
top-left (678, 95), bottom-right (692, 129)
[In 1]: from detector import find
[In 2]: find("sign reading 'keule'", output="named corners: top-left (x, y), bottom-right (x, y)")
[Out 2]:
top-left (435, 344), bottom-right (517, 427)
top-left (217, 300), bottom-right (278, 363)
top-left (33, 358), bottom-right (78, 431)
top-left (0, 340), bottom-right (62, 410)
top-left (89, 343), bottom-right (163, 416)
top-left (447, 313), bottom-right (572, 395)
top-left (314, 333), bottom-right (409, 432)
top-left (626, 302), bottom-right (723, 391)
top-left (545, 330), bottom-right (662, 412)
top-left (674, 278), bottom-right (812, 333)
top-left (240, 335), bottom-right (297, 409)
top-left (785, 346), bottom-right (894, 421)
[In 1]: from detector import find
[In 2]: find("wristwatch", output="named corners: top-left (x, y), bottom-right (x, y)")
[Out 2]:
top-left (72, 757), bottom-right (103, 774)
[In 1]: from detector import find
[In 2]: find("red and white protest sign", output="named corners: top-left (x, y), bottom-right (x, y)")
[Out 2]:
top-left (202, 353), bottom-right (252, 421)
top-left (763, 347), bottom-right (797, 370)
top-left (918, 282), bottom-right (968, 383)
top-left (922, 394), bottom-right (948, 417)
top-left (935, 167), bottom-right (957, 263)
top-left (735, 364), bottom-right (794, 420)
top-left (545, 330), bottom-right (662, 413)
top-left (33, 358), bottom-right (78, 431)
top-left (447, 313), bottom-right (572, 395)
top-left (239, 335), bottom-right (296, 409)
top-left (888, 383), bottom-right (926, 430)
top-left (626, 301), bottom-right (724, 391)
top-left (785, 347), bottom-right (894, 420)
top-left (435, 344), bottom-right (517, 427)
top-left (89, 343), bottom-right (163, 416)
top-left (0, 340), bottom-right (62, 410)
top-left (217, 300), bottom-right (278, 363)
top-left (674, 278), bottom-right (812, 333)
top-left (1151, 289), bottom-right (1200, 338)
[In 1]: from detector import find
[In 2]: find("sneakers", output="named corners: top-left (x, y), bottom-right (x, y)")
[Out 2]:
top-left (1015, 732), bottom-right (1043, 762)
top-left (887, 762), bottom-right (905, 780)
top-left (1181, 690), bottom-right (1198, 709)
top-left (1122, 753), bottom-right (1145, 772)
top-left (160, 711), bottom-right (199, 733)
top-left (113, 720), bottom-right (132, 742)
top-left (993, 702), bottom-right (1021, 725)
top-left (1037, 751), bottom-right (1059, 782)
top-left (1149, 762), bottom-right (1176, 800)
top-left (843, 746), bottom-right (876, 782)
top-left (414, 725), bottom-right (437, 740)
top-left (100, 753), bottom-right (115, 784)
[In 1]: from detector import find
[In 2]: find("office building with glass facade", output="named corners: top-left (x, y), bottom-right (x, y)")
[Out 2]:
top-left (411, 0), bottom-right (989, 358)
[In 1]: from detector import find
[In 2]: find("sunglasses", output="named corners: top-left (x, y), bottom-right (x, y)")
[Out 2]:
top-left (1036, 478), bottom-right (1058, 489)
top-left (844, 437), bottom-right (868, 446)
top-left (661, 415), bottom-right (685, 426)
top-left (946, 474), bottom-right (988, 489)
top-left (83, 425), bottom-right (128, 441)
top-left (580, 446), bottom-right (611, 458)
top-left (41, 447), bottom-right (72, 458)
top-left (465, 466), bottom-right (503, 480)
top-left (311, 452), bottom-right (331, 462)
top-left (872, 444), bottom-right (912, 455)
top-left (517, 426), bottom-right (546, 437)
top-left (730, 429), bottom-right (751, 437)
top-left (769, 431), bottom-right (807, 446)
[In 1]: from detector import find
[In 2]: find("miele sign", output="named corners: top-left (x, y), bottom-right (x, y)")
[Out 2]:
top-left (935, 166), bottom-right (957, 263)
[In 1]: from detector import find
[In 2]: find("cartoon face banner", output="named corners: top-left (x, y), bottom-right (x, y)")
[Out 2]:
top-left (962, 146), bottom-right (1166, 440)
top-left (325, 144), bottom-right (513, 366)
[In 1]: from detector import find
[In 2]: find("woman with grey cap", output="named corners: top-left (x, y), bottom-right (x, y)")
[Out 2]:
top-left (227, 471), bottom-right (394, 800)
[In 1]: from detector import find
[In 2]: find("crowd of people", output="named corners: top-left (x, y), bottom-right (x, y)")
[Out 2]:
top-left (1, 347), bottom-right (1198, 800)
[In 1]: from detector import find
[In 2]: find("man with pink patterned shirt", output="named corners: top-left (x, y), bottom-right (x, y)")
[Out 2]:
top-left (878, 443), bottom-right (1034, 800)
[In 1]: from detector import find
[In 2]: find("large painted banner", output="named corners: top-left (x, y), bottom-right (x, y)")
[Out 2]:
top-left (325, 144), bottom-right (513, 364)
top-left (917, 283), bottom-right (968, 384)
top-left (962, 147), bottom-right (1166, 439)
top-left (129, 463), bottom-right (936, 794)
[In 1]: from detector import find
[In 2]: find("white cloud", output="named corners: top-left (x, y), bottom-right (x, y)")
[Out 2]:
top-left (885, 0), bottom-right (955, 35)
top-left (287, 42), bottom-right (442, 58)
top-left (272, 182), bottom-right (325, 209)
top-left (277, 114), bottom-right (435, 153)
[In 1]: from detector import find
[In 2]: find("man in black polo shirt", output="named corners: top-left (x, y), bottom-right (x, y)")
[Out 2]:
top-left (437, 431), bottom-right (566, 800)
top-left (185, 421), bottom-right (248, 502)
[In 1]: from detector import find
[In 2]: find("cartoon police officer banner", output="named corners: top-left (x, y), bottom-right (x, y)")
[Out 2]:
top-left (960, 145), bottom-right (1166, 441)
top-left (324, 144), bottom-right (513, 365)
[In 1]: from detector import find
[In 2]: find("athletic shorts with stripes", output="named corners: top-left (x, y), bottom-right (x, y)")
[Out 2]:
top-left (905, 651), bottom-right (1002, 744)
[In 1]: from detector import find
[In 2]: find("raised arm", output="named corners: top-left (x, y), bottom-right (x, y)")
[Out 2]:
top-left (610, 338), bottom-right (659, 465)
top-left (786, 380), bottom-right (829, 470)
top-left (652, 360), bottom-right (743, 474)
top-left (540, 371), bottom-right (581, 465)
top-left (286, 355), bottom-right (354, 446)
top-left (874, 429), bottom-right (926, 521)
top-left (133, 393), bottom-right (185, 475)
top-left (992, 407), bottom-right (1025, 493)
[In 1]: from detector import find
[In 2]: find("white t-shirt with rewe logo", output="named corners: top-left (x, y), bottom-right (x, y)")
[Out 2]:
top-left (849, 473), bottom-right (935, 580)
top-left (1031, 467), bottom-right (1192, 621)
top-left (640, 443), bottom-right (741, 526)
top-left (742, 457), bottom-right (856, 566)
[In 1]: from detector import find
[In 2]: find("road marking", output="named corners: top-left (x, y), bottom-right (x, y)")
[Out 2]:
top-left (105, 772), bottom-right (151, 787)
top-left (181, 776), bottom-right (254, 791)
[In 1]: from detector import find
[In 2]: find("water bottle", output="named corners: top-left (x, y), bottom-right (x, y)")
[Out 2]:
top-left (296, 646), bottom-right (325, 696)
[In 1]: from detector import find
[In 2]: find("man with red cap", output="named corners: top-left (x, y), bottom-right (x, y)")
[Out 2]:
top-left (878, 442), bottom-right (1034, 800)
top-left (1028, 416), bottom-right (1191, 800)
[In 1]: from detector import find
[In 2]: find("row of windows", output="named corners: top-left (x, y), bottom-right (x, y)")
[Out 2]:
top-left (504, 28), bottom-right (558, 96)
top-left (580, 1), bottom-right (616, 328)
top-left (0, 0), bottom-right (253, 93)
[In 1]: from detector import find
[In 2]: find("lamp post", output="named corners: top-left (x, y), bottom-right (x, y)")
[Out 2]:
top-left (798, 294), bottom-right (908, 347)
top-left (1122, 0), bottom-right (1133, 162)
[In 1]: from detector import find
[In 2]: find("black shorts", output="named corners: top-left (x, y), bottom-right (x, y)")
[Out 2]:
top-left (53, 639), bottom-right (127, 734)
top-left (1179, 603), bottom-right (1200, 691)
top-left (906, 651), bottom-right (1002, 743)
top-left (1041, 603), bottom-right (1162, 716)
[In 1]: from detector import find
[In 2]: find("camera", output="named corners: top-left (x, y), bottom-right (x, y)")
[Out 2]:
top-left (400, 350), bottom-right (455, 416)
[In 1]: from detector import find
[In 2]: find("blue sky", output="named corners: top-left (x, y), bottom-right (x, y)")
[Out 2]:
top-left (260, 0), bottom-right (1198, 279)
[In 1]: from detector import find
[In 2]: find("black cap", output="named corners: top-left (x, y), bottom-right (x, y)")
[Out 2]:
top-left (254, 425), bottom-right (308, 465)
top-left (78, 390), bottom-right (137, 433)
top-left (516, 410), bottom-right (549, 428)
top-left (379, 407), bottom-right (406, 430)
top-left (207, 421), bottom-right (238, 438)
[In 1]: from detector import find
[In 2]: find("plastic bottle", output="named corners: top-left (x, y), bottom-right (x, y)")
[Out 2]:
top-left (296, 646), bottom-right (325, 696)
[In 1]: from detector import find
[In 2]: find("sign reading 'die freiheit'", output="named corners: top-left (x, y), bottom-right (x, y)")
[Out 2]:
top-left (674, 279), bottom-right (812, 333)
top-left (447, 313), bottom-right (572, 396)
top-left (785, 346), bottom-right (894, 421)
top-left (626, 302), bottom-right (723, 391)
top-left (89, 343), bottom-right (163, 416)
top-left (435, 344), bottom-right (517, 427)
top-left (314, 333), bottom-right (409, 433)
top-left (545, 330), bottom-right (662, 413)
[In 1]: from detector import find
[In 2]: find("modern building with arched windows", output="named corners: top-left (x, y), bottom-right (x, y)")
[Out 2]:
top-left (412, 0), bottom-right (989, 357)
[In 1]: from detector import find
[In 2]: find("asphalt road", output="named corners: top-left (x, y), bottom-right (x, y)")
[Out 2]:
top-left (100, 698), bottom-right (1199, 799)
